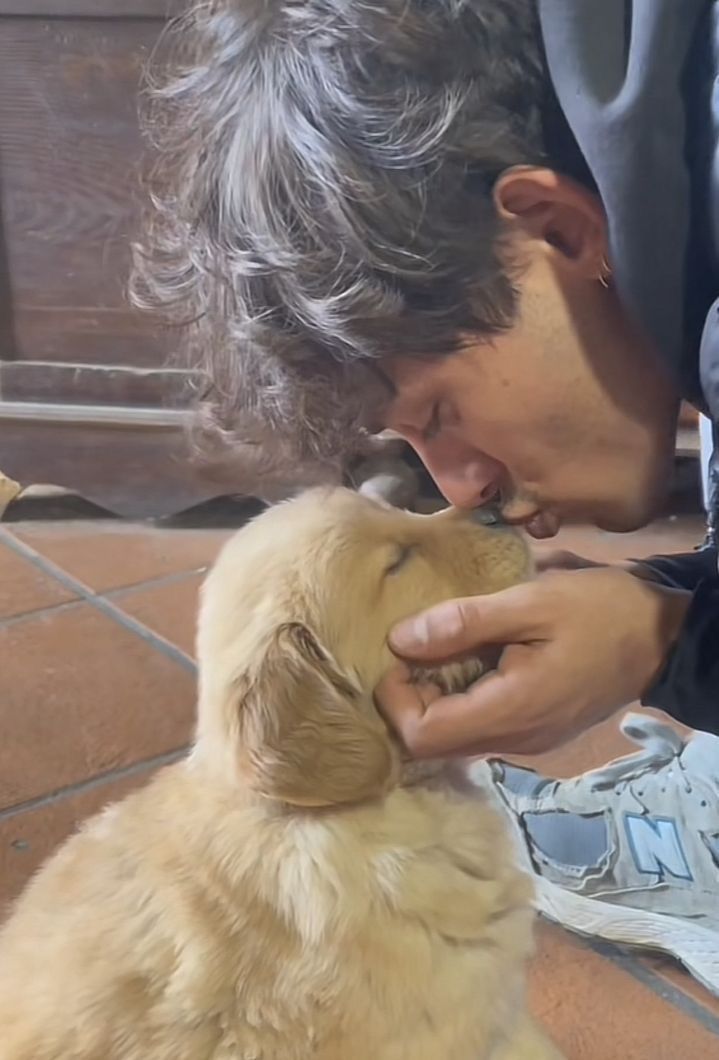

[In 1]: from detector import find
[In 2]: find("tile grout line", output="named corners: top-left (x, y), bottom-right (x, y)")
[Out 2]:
top-left (582, 936), bottom-right (719, 1037)
top-left (0, 567), bottom-right (208, 631)
top-left (0, 598), bottom-right (85, 631)
top-left (0, 527), bottom-right (198, 674)
top-left (0, 746), bottom-right (190, 823)
top-left (3, 526), bottom-right (718, 1031)
top-left (107, 566), bottom-right (208, 600)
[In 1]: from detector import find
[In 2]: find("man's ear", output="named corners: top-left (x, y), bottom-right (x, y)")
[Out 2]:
top-left (236, 623), bottom-right (399, 807)
top-left (494, 165), bottom-right (608, 278)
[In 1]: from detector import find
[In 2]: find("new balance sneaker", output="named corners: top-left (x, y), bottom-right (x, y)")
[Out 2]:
top-left (469, 713), bottom-right (719, 995)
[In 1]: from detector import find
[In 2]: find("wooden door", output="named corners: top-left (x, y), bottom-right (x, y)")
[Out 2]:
top-left (0, 0), bottom-right (220, 518)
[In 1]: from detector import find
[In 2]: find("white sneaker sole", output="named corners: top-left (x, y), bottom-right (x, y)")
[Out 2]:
top-left (469, 763), bottom-right (719, 997)
top-left (532, 874), bottom-right (719, 997)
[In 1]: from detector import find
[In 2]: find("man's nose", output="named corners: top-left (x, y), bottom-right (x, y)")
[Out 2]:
top-left (420, 443), bottom-right (503, 510)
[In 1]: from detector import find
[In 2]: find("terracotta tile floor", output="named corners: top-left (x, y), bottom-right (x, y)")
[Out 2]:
top-left (1, 511), bottom-right (718, 1057)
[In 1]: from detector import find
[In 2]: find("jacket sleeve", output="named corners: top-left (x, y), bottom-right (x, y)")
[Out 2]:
top-left (636, 548), bottom-right (719, 733)
top-left (633, 546), bottom-right (717, 591)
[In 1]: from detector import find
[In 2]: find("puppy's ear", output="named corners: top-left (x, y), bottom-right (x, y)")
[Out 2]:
top-left (237, 623), bottom-right (398, 807)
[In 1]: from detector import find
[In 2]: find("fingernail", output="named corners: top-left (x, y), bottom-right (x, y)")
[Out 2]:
top-left (391, 615), bottom-right (430, 651)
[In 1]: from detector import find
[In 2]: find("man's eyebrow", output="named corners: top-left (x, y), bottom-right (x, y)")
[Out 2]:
top-left (368, 362), bottom-right (432, 410)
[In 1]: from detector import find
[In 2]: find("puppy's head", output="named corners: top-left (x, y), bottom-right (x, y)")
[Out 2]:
top-left (196, 489), bottom-right (530, 807)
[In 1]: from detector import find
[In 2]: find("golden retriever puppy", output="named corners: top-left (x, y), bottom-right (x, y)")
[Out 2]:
top-left (0, 489), bottom-right (563, 1060)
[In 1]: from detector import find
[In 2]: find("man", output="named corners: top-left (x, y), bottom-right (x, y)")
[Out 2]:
top-left (133, 0), bottom-right (719, 990)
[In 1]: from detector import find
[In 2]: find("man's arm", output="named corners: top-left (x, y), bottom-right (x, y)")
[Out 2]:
top-left (634, 546), bottom-right (717, 591)
top-left (641, 566), bottom-right (719, 732)
top-left (545, 546), bottom-right (719, 734)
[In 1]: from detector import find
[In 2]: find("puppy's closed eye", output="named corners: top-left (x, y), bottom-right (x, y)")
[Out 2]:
top-left (385, 544), bottom-right (414, 576)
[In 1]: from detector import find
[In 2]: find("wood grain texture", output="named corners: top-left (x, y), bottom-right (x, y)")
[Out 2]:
top-left (0, 362), bottom-right (195, 407)
top-left (0, 17), bottom-right (169, 366)
top-left (0, 5), bottom-right (239, 516)
top-left (1, 419), bottom-right (224, 519)
top-left (0, 2), bottom-right (173, 18)
top-left (0, 196), bottom-right (15, 361)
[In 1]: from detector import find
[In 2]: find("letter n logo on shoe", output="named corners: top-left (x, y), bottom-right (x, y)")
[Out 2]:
top-left (623, 814), bottom-right (693, 881)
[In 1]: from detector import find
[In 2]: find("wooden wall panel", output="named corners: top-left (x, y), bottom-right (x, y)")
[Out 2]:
top-left (0, 16), bottom-right (168, 367)
top-left (0, 361), bottom-right (193, 407)
top-left (0, 416), bottom-right (221, 520)
top-left (0, 1), bottom-right (242, 517)
top-left (0, 2), bottom-right (174, 18)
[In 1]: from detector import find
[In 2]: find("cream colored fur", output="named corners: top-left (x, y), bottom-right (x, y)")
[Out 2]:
top-left (0, 489), bottom-right (563, 1060)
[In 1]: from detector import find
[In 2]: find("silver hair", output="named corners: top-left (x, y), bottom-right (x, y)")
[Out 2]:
top-left (131, 0), bottom-right (549, 473)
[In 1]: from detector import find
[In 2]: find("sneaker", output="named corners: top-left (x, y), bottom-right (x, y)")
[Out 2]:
top-left (469, 713), bottom-right (719, 995)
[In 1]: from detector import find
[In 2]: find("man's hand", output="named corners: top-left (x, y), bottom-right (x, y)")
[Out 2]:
top-left (535, 548), bottom-right (661, 581)
top-left (376, 567), bottom-right (691, 758)
top-left (534, 549), bottom-right (606, 572)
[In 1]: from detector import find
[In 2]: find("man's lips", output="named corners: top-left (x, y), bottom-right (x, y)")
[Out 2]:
top-left (524, 511), bottom-right (561, 540)
top-left (499, 502), bottom-right (561, 540)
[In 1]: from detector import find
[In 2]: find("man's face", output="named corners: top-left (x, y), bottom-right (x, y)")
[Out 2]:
top-left (383, 240), bottom-right (680, 538)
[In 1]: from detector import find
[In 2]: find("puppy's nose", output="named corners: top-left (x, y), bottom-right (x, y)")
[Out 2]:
top-left (469, 503), bottom-right (506, 528)
top-left (434, 503), bottom-right (506, 527)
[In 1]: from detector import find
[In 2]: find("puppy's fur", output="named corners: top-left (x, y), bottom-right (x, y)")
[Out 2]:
top-left (0, 490), bottom-right (563, 1060)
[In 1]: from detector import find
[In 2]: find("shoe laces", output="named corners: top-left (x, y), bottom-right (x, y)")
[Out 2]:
top-left (584, 714), bottom-right (694, 809)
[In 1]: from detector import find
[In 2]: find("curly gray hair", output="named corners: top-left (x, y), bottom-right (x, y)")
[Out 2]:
top-left (131, 0), bottom-right (567, 474)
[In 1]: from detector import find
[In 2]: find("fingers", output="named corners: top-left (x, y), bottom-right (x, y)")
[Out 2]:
top-left (534, 550), bottom-right (603, 573)
top-left (376, 658), bottom-right (553, 758)
top-left (374, 661), bottom-right (443, 715)
top-left (388, 673), bottom-right (519, 758)
top-left (389, 583), bottom-right (543, 662)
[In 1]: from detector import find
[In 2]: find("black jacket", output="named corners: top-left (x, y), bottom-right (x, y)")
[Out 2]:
top-left (538, 0), bottom-right (719, 732)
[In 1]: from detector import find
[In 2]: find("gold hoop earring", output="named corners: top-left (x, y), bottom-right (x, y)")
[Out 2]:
top-left (598, 255), bottom-right (612, 289)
